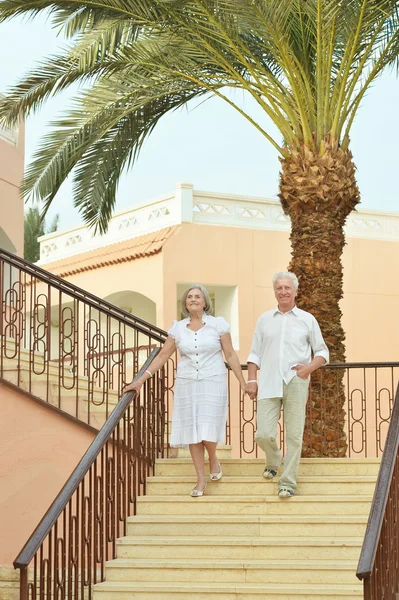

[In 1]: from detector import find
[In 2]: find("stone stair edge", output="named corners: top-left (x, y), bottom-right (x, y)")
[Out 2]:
top-left (147, 475), bottom-right (377, 482)
top-left (117, 535), bottom-right (363, 546)
top-left (126, 514), bottom-right (367, 523)
top-left (155, 457), bottom-right (381, 463)
top-left (137, 494), bottom-right (373, 502)
top-left (94, 580), bottom-right (362, 592)
top-left (106, 557), bottom-right (359, 569)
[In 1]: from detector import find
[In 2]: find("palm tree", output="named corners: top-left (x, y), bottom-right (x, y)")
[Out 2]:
top-left (24, 207), bottom-right (59, 263)
top-left (1, 0), bottom-right (399, 456)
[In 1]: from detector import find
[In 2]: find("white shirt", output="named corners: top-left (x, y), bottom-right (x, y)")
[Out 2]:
top-left (168, 314), bottom-right (230, 380)
top-left (247, 306), bottom-right (329, 399)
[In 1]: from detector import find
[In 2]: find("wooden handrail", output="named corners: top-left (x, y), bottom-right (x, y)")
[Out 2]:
top-left (13, 347), bottom-right (160, 570)
top-left (356, 381), bottom-right (399, 580)
top-left (229, 361), bottom-right (399, 370)
top-left (0, 247), bottom-right (167, 342)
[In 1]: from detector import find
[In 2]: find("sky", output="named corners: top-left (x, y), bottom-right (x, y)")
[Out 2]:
top-left (1, 12), bottom-right (399, 231)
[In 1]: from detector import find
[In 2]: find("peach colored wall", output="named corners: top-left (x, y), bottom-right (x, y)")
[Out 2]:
top-left (42, 221), bottom-right (399, 363)
top-left (44, 253), bottom-right (165, 326)
top-left (163, 223), bottom-right (399, 363)
top-left (163, 223), bottom-right (291, 361)
top-left (0, 123), bottom-right (25, 256)
top-left (0, 382), bottom-right (95, 567)
top-left (342, 236), bottom-right (399, 361)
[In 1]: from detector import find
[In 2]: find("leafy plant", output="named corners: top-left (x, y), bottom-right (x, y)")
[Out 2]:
top-left (24, 206), bottom-right (59, 263)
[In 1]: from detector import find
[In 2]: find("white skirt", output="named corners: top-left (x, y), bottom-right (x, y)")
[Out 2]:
top-left (170, 374), bottom-right (228, 448)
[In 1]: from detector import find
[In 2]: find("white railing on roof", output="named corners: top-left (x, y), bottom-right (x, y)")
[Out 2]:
top-left (38, 182), bottom-right (399, 264)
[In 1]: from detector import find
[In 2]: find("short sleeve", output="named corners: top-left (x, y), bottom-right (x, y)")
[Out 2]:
top-left (215, 316), bottom-right (230, 336)
top-left (167, 320), bottom-right (179, 340)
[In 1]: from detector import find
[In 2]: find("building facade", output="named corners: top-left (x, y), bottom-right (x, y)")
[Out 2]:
top-left (37, 183), bottom-right (399, 363)
top-left (0, 114), bottom-right (25, 256)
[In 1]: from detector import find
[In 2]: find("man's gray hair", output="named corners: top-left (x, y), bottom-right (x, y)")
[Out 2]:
top-left (180, 284), bottom-right (213, 317)
top-left (272, 271), bottom-right (299, 290)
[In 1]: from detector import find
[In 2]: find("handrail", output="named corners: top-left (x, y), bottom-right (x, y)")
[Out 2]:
top-left (0, 247), bottom-right (166, 342)
top-left (231, 361), bottom-right (399, 370)
top-left (227, 361), bottom-right (399, 458)
top-left (14, 347), bottom-right (160, 570)
top-left (356, 382), bottom-right (399, 583)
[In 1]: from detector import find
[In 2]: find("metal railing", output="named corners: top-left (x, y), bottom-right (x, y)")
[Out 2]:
top-left (0, 248), bottom-right (169, 428)
top-left (14, 349), bottom-right (165, 600)
top-left (2, 248), bottom-right (398, 459)
top-left (227, 362), bottom-right (399, 458)
top-left (356, 382), bottom-right (399, 598)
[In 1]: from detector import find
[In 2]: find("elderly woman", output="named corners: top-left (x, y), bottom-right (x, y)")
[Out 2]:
top-left (125, 284), bottom-right (246, 497)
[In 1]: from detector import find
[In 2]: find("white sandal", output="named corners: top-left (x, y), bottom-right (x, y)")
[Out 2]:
top-left (209, 462), bottom-right (223, 481)
top-left (191, 482), bottom-right (207, 497)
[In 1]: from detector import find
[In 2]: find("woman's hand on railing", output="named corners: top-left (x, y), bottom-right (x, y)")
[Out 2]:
top-left (246, 381), bottom-right (258, 399)
top-left (123, 377), bottom-right (145, 397)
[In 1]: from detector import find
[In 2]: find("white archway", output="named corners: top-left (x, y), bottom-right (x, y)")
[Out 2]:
top-left (104, 290), bottom-right (157, 325)
top-left (0, 227), bottom-right (17, 253)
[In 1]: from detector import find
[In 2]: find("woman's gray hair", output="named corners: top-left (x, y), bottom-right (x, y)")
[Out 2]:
top-left (180, 284), bottom-right (213, 317)
top-left (272, 271), bottom-right (299, 290)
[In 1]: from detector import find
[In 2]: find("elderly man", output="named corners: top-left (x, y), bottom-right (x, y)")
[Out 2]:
top-left (246, 272), bottom-right (329, 498)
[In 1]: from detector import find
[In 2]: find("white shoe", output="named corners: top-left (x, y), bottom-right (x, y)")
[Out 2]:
top-left (210, 462), bottom-right (223, 481)
top-left (278, 487), bottom-right (294, 498)
top-left (191, 483), bottom-right (207, 497)
top-left (263, 468), bottom-right (278, 479)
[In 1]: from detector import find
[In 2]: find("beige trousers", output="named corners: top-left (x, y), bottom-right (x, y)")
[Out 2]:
top-left (255, 376), bottom-right (309, 491)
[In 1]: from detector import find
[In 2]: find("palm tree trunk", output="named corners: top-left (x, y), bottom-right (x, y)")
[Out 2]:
top-left (279, 141), bottom-right (360, 457)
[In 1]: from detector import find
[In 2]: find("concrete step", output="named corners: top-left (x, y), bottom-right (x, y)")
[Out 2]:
top-left (146, 475), bottom-right (377, 496)
top-left (136, 494), bottom-right (373, 516)
top-left (116, 536), bottom-right (363, 561)
top-left (1, 360), bottom-right (121, 401)
top-left (154, 458), bottom-right (381, 477)
top-left (93, 580), bottom-right (362, 599)
top-left (126, 514), bottom-right (367, 538)
top-left (104, 558), bottom-right (359, 585)
top-left (168, 445), bottom-right (232, 459)
top-left (0, 566), bottom-right (19, 600)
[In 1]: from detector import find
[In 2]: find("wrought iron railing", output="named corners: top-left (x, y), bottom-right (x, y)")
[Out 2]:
top-left (356, 382), bottom-right (399, 598)
top-left (227, 362), bottom-right (399, 458)
top-left (14, 349), bottom-right (165, 600)
top-left (0, 248), bottom-right (170, 428)
top-left (2, 248), bottom-right (398, 459)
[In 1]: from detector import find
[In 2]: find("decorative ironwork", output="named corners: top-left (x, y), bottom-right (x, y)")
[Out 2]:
top-left (0, 248), bottom-right (166, 428)
top-left (14, 350), bottom-right (165, 600)
top-left (3, 247), bottom-right (399, 600)
top-left (357, 383), bottom-right (399, 599)
top-left (227, 362), bottom-right (399, 458)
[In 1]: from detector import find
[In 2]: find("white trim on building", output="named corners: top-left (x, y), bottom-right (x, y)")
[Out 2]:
top-left (38, 183), bottom-right (399, 264)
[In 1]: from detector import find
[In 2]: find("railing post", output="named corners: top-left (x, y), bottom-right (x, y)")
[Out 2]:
top-left (19, 567), bottom-right (28, 600)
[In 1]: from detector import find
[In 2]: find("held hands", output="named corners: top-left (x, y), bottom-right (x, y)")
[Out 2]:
top-left (240, 381), bottom-right (249, 396)
top-left (246, 381), bottom-right (258, 400)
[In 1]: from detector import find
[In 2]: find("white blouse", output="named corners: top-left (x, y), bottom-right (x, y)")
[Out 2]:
top-left (168, 314), bottom-right (230, 380)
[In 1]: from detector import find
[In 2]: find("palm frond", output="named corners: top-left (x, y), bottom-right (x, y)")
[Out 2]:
top-left (22, 72), bottom-right (207, 232)
top-left (2, 0), bottom-right (399, 229)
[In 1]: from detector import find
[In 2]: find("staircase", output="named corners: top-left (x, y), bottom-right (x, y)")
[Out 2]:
top-left (1, 340), bottom-right (127, 428)
top-left (2, 249), bottom-right (394, 599)
top-left (93, 450), bottom-right (379, 600)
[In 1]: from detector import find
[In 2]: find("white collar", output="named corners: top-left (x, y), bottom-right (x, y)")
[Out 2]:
top-left (186, 313), bottom-right (208, 324)
top-left (273, 305), bottom-right (298, 316)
